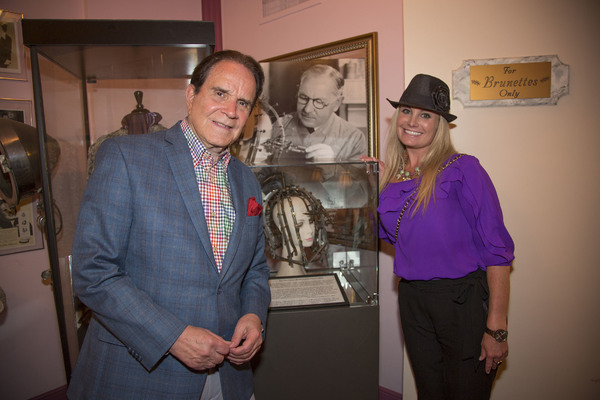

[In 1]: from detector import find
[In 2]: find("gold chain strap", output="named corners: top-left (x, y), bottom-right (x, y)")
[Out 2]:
top-left (393, 154), bottom-right (465, 241)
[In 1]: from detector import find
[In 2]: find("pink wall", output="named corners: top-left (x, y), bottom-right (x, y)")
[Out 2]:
top-left (83, 0), bottom-right (202, 20)
top-left (0, 2), bottom-right (72, 398)
top-left (2, 0), bottom-right (407, 396)
top-left (0, 248), bottom-right (64, 399)
top-left (0, 1), bottom-right (205, 398)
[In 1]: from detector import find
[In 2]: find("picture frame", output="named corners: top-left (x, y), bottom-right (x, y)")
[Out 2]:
top-left (0, 10), bottom-right (26, 81)
top-left (231, 32), bottom-right (379, 166)
top-left (260, 0), bottom-right (322, 25)
top-left (0, 198), bottom-right (44, 256)
top-left (0, 98), bottom-right (33, 124)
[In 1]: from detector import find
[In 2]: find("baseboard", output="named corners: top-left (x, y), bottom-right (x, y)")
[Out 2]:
top-left (33, 385), bottom-right (400, 400)
top-left (28, 385), bottom-right (68, 400)
top-left (379, 385), bottom-right (402, 400)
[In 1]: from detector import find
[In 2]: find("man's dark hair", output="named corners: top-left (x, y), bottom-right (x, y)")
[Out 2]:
top-left (190, 50), bottom-right (265, 106)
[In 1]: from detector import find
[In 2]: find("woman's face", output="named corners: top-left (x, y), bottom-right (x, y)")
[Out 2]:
top-left (396, 106), bottom-right (440, 153)
top-left (277, 196), bottom-right (315, 248)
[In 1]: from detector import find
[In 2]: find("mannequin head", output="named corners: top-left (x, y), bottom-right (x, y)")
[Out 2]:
top-left (263, 185), bottom-right (329, 275)
top-left (274, 196), bottom-right (315, 257)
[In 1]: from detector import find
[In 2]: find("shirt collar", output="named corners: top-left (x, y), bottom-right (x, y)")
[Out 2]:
top-left (181, 118), bottom-right (231, 169)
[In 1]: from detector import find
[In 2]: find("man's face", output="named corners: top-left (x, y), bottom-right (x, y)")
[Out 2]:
top-left (296, 75), bottom-right (342, 129)
top-left (185, 60), bottom-right (256, 157)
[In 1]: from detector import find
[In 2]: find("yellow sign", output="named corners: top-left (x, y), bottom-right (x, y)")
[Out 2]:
top-left (470, 62), bottom-right (551, 100)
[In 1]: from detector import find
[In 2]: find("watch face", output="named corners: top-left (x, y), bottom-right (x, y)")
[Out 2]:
top-left (494, 329), bottom-right (508, 342)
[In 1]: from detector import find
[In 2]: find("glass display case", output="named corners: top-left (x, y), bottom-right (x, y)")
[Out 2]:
top-left (23, 19), bottom-right (215, 378)
top-left (250, 161), bottom-right (379, 308)
top-left (251, 161), bottom-right (380, 400)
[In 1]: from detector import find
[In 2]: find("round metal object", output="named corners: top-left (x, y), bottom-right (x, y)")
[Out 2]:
top-left (0, 119), bottom-right (42, 207)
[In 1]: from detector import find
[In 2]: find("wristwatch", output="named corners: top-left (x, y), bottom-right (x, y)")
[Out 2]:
top-left (485, 327), bottom-right (508, 343)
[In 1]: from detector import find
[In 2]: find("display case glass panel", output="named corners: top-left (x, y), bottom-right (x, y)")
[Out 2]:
top-left (251, 161), bottom-right (379, 307)
top-left (23, 19), bottom-right (215, 377)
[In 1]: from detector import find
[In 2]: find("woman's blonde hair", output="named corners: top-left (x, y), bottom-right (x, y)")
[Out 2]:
top-left (380, 108), bottom-right (457, 214)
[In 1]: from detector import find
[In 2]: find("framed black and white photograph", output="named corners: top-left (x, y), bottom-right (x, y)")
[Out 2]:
top-left (0, 10), bottom-right (26, 81)
top-left (231, 33), bottom-right (379, 166)
top-left (0, 98), bottom-right (33, 125)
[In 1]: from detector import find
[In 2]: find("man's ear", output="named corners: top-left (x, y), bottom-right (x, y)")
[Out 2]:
top-left (333, 95), bottom-right (344, 113)
top-left (185, 84), bottom-right (196, 111)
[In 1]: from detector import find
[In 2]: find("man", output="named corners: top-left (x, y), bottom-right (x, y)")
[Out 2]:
top-left (67, 50), bottom-right (271, 400)
top-left (273, 64), bottom-right (367, 162)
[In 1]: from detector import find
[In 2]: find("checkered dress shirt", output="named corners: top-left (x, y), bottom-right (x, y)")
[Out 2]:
top-left (181, 119), bottom-right (235, 272)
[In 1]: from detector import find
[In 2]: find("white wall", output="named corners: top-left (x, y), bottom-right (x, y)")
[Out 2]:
top-left (221, 0), bottom-right (407, 394)
top-left (402, 0), bottom-right (600, 399)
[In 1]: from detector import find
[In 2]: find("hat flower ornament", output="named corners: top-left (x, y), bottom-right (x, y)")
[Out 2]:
top-left (432, 85), bottom-right (450, 115)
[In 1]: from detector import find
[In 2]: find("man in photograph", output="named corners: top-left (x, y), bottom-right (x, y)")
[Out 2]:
top-left (273, 64), bottom-right (367, 163)
top-left (0, 23), bottom-right (12, 68)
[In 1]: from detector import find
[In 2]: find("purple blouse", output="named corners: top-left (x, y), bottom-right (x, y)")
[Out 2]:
top-left (378, 154), bottom-right (514, 281)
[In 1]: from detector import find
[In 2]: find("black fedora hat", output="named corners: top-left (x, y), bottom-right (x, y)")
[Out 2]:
top-left (387, 74), bottom-right (457, 122)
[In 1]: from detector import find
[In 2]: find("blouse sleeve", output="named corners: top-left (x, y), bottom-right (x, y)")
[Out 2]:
top-left (450, 156), bottom-right (515, 267)
top-left (379, 219), bottom-right (392, 243)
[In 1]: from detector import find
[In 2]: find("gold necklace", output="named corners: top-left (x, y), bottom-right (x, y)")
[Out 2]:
top-left (396, 166), bottom-right (421, 181)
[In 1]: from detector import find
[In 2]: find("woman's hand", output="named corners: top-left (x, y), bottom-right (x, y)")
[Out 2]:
top-left (480, 334), bottom-right (508, 374)
top-left (480, 265), bottom-right (510, 374)
top-left (360, 156), bottom-right (385, 173)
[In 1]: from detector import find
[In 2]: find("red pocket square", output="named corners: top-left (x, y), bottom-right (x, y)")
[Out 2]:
top-left (247, 197), bottom-right (263, 216)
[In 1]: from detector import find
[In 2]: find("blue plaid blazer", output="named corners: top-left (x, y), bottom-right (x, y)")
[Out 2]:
top-left (67, 122), bottom-right (270, 400)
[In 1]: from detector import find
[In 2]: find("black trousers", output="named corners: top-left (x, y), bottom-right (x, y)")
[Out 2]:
top-left (398, 269), bottom-right (497, 400)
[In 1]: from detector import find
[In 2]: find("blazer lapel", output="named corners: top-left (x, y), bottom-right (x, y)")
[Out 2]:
top-left (219, 159), bottom-right (246, 277)
top-left (164, 125), bottom-right (218, 271)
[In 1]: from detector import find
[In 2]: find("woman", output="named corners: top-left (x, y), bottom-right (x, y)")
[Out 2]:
top-left (365, 74), bottom-right (514, 399)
